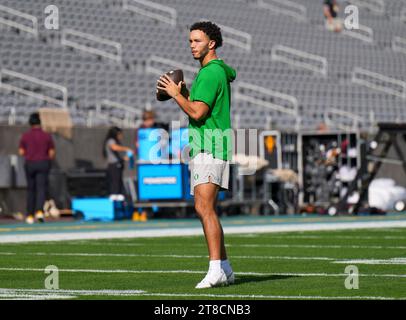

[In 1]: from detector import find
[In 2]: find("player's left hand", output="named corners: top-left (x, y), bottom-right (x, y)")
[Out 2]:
top-left (157, 74), bottom-right (182, 98)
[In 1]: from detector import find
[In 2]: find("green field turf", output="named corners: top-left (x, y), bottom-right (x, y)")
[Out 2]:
top-left (0, 228), bottom-right (405, 300)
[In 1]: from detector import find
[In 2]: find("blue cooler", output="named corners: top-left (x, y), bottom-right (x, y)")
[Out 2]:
top-left (71, 197), bottom-right (129, 221)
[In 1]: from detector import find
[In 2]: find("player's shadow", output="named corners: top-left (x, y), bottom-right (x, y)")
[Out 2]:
top-left (234, 274), bottom-right (298, 285)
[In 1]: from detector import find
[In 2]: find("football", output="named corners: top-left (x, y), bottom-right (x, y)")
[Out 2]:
top-left (156, 69), bottom-right (184, 101)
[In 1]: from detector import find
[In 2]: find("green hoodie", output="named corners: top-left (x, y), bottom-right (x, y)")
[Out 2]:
top-left (189, 59), bottom-right (237, 161)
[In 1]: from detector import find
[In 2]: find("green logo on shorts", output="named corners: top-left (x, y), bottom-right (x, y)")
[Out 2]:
top-left (194, 173), bottom-right (199, 180)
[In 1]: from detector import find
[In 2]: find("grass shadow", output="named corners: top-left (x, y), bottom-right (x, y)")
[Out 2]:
top-left (234, 274), bottom-right (298, 285)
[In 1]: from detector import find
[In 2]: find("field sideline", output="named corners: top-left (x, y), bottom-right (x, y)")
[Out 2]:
top-left (0, 215), bottom-right (406, 300)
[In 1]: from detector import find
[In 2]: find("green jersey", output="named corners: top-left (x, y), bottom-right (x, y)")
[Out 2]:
top-left (188, 59), bottom-right (237, 161)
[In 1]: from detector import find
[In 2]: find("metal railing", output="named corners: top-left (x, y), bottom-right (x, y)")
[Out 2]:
top-left (257, 0), bottom-right (307, 22)
top-left (87, 110), bottom-right (142, 128)
top-left (401, 7), bottom-right (406, 23)
top-left (352, 67), bottom-right (406, 99)
top-left (96, 99), bottom-right (142, 128)
top-left (232, 113), bottom-right (239, 129)
top-left (0, 4), bottom-right (38, 37)
top-left (146, 55), bottom-right (198, 84)
top-left (323, 108), bottom-right (363, 132)
top-left (392, 36), bottom-right (406, 55)
top-left (123, 0), bottom-right (177, 26)
top-left (200, 19), bottom-right (252, 52)
top-left (235, 82), bottom-right (301, 130)
top-left (342, 24), bottom-right (374, 43)
top-left (8, 107), bottom-right (16, 125)
top-left (61, 29), bottom-right (122, 63)
top-left (271, 45), bottom-right (328, 76)
top-left (366, 110), bottom-right (378, 134)
top-left (349, 0), bottom-right (385, 15)
top-left (0, 69), bottom-right (68, 108)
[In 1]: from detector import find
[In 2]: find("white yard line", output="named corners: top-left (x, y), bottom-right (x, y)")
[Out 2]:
top-left (0, 288), bottom-right (404, 300)
top-left (35, 239), bottom-right (406, 247)
top-left (233, 235), bottom-right (406, 240)
top-left (135, 292), bottom-right (405, 300)
top-left (231, 229), bottom-right (406, 237)
top-left (1, 220), bottom-right (406, 243)
top-left (4, 251), bottom-right (406, 268)
top-left (0, 295), bottom-right (75, 300)
top-left (0, 267), bottom-right (405, 278)
top-left (236, 244), bottom-right (406, 249)
top-left (0, 251), bottom-right (339, 260)
top-left (333, 258), bottom-right (406, 265)
top-left (135, 292), bottom-right (406, 300)
top-left (0, 288), bottom-right (145, 297)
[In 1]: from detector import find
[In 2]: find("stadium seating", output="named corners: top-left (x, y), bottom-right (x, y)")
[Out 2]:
top-left (0, 0), bottom-right (405, 130)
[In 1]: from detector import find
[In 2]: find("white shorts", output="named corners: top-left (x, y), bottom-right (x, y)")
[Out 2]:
top-left (189, 152), bottom-right (230, 196)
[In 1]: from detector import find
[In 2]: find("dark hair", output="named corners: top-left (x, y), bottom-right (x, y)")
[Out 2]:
top-left (29, 112), bottom-right (41, 126)
top-left (190, 21), bottom-right (223, 49)
top-left (142, 110), bottom-right (156, 121)
top-left (103, 126), bottom-right (122, 158)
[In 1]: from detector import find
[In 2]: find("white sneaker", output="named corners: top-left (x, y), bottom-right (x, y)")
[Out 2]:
top-left (195, 269), bottom-right (228, 289)
top-left (226, 271), bottom-right (235, 285)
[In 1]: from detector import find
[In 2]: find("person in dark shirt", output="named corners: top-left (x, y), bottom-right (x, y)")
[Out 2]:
top-left (102, 126), bottom-right (133, 196)
top-left (19, 113), bottom-right (55, 224)
top-left (323, 0), bottom-right (343, 32)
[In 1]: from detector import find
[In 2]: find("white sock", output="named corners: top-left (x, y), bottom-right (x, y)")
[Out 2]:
top-left (209, 260), bottom-right (222, 273)
top-left (221, 259), bottom-right (233, 276)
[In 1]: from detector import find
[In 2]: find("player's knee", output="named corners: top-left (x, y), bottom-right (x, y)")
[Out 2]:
top-left (194, 201), bottom-right (205, 216)
top-left (195, 201), bottom-right (214, 218)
